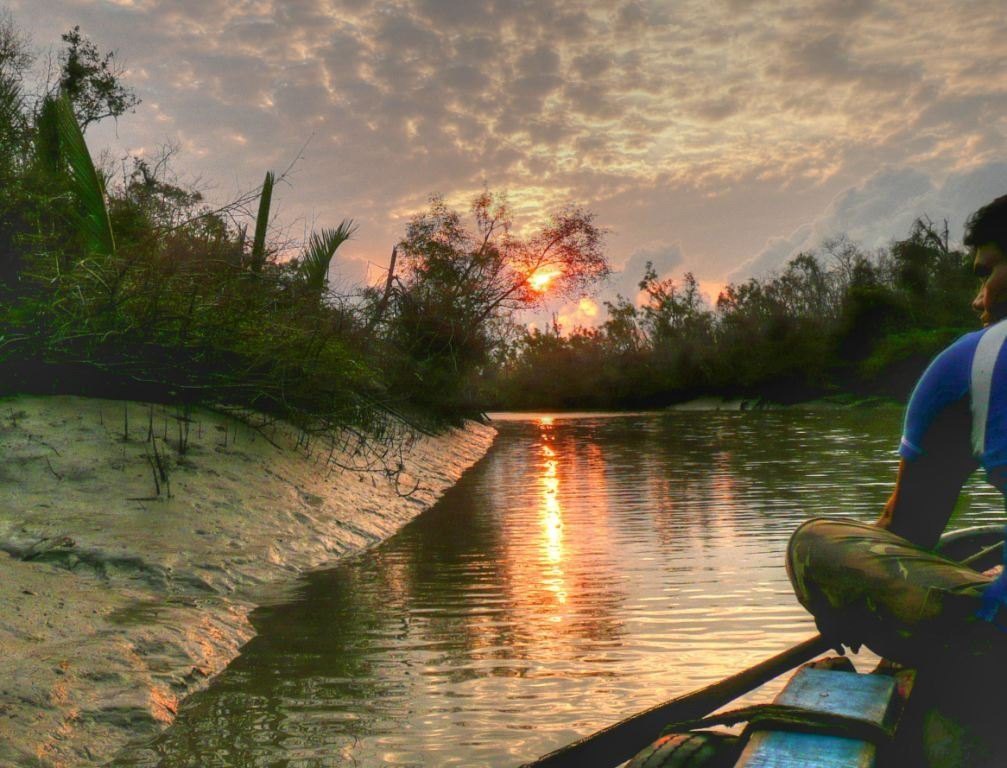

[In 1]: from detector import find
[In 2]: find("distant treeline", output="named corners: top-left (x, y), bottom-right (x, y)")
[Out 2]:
top-left (480, 222), bottom-right (978, 410)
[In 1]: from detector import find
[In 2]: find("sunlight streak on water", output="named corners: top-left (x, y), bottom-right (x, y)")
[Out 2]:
top-left (116, 409), bottom-right (1006, 767)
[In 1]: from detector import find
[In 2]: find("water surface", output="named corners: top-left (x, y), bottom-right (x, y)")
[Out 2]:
top-left (117, 410), bottom-right (1003, 767)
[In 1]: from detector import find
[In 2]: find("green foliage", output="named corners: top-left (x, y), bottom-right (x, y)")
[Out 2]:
top-left (297, 220), bottom-right (357, 293)
top-left (0, 10), bottom-right (30, 167)
top-left (835, 285), bottom-right (911, 363)
top-left (0, 82), bottom-right (25, 173)
top-left (249, 170), bottom-right (274, 274)
top-left (33, 96), bottom-right (61, 175)
top-left (0, 12), bottom-right (33, 294)
top-left (51, 94), bottom-right (115, 259)
top-left (0, 11), bottom-right (480, 432)
top-left (857, 328), bottom-right (969, 398)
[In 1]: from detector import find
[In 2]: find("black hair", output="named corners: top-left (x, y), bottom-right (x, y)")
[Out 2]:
top-left (964, 194), bottom-right (1007, 252)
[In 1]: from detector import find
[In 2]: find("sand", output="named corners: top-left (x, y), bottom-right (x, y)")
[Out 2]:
top-left (0, 395), bottom-right (496, 767)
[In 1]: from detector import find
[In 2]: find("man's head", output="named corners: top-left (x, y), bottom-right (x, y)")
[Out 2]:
top-left (965, 195), bottom-right (1007, 326)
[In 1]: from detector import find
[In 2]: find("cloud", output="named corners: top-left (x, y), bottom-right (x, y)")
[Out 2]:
top-left (412, 0), bottom-right (495, 28)
top-left (728, 162), bottom-right (1007, 283)
top-left (555, 297), bottom-right (602, 330)
top-left (5, 0), bottom-right (1005, 302)
top-left (609, 243), bottom-right (685, 302)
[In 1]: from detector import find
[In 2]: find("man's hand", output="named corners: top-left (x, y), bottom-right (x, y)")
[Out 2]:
top-left (811, 609), bottom-right (862, 656)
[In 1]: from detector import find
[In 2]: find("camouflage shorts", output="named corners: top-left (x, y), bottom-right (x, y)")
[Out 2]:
top-left (786, 518), bottom-right (1005, 665)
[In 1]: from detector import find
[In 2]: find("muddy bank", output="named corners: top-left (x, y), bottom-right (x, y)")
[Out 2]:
top-left (0, 395), bottom-right (495, 767)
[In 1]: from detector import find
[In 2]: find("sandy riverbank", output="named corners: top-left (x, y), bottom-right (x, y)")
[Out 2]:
top-left (0, 395), bottom-right (496, 767)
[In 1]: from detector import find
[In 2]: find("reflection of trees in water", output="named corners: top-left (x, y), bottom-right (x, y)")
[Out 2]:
top-left (716, 410), bottom-right (904, 522)
top-left (614, 410), bottom-right (907, 544)
top-left (591, 411), bottom-right (907, 607)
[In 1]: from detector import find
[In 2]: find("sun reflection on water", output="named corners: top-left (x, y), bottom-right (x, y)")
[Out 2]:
top-left (538, 418), bottom-right (568, 612)
top-left (133, 412), bottom-right (934, 768)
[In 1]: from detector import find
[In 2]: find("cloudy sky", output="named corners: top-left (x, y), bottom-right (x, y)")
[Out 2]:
top-left (7, 0), bottom-right (1006, 327)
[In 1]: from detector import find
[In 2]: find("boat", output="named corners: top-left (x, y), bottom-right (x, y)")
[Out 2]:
top-left (625, 652), bottom-right (913, 767)
top-left (524, 525), bottom-right (1006, 768)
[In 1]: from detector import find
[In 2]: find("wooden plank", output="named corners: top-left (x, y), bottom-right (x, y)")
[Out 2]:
top-left (776, 669), bottom-right (895, 724)
top-left (738, 731), bottom-right (875, 768)
top-left (734, 668), bottom-right (896, 768)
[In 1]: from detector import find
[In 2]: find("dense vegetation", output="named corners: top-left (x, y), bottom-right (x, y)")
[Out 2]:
top-left (482, 223), bottom-right (979, 410)
top-left (0, 14), bottom-right (611, 434)
top-left (0, 11), bottom-right (981, 429)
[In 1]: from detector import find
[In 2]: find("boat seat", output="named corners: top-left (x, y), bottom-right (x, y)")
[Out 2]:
top-left (733, 666), bottom-right (900, 768)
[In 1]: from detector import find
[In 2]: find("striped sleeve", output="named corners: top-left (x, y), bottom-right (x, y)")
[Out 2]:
top-left (899, 332), bottom-right (979, 461)
top-left (973, 321), bottom-right (1007, 470)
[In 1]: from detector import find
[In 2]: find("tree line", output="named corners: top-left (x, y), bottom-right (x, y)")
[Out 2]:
top-left (481, 221), bottom-right (979, 410)
top-left (0, 10), bottom-right (976, 428)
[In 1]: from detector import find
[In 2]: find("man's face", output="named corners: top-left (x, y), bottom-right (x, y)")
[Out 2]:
top-left (972, 243), bottom-right (1007, 326)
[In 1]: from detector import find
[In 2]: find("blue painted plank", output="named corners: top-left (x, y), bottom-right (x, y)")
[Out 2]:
top-left (734, 668), bottom-right (896, 768)
top-left (739, 731), bottom-right (875, 768)
top-left (775, 668), bottom-right (895, 725)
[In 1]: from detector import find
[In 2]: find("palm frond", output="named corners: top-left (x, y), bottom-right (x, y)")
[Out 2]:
top-left (53, 94), bottom-right (115, 258)
top-left (249, 170), bottom-right (274, 273)
top-left (299, 219), bottom-right (357, 293)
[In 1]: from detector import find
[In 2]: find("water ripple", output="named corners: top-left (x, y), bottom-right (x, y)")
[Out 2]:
top-left (115, 410), bottom-right (1002, 767)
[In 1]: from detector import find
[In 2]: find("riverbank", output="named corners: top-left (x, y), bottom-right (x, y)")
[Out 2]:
top-left (0, 395), bottom-right (496, 767)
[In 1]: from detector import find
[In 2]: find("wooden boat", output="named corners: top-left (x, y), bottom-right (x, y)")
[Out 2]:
top-left (625, 654), bottom-right (914, 768)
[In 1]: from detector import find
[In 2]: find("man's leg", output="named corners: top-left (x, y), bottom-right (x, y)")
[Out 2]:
top-left (786, 517), bottom-right (994, 664)
top-left (788, 517), bottom-right (1007, 767)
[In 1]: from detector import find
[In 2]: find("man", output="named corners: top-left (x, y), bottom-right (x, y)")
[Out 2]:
top-left (787, 194), bottom-right (1007, 767)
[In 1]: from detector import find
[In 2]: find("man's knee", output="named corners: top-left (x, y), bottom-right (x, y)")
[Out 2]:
top-left (786, 517), bottom-right (874, 606)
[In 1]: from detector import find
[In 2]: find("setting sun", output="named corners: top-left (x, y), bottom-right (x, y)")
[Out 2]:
top-left (528, 268), bottom-right (562, 293)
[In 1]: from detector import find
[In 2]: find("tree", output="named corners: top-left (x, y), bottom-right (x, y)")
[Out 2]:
top-left (385, 190), bottom-right (609, 412)
top-left (0, 11), bottom-right (32, 293)
top-left (396, 191), bottom-right (609, 327)
top-left (0, 10), bottom-right (31, 166)
top-left (774, 253), bottom-right (835, 319)
top-left (637, 264), bottom-right (712, 345)
top-left (294, 220), bottom-right (357, 294)
top-left (601, 295), bottom-right (643, 354)
top-left (121, 154), bottom-right (204, 230)
top-left (248, 170), bottom-right (274, 274)
top-left (57, 26), bottom-right (139, 131)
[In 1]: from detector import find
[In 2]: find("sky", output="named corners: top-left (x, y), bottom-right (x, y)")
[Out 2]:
top-left (6, 0), bottom-right (1006, 328)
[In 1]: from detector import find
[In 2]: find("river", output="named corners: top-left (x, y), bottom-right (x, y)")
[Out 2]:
top-left (113, 409), bottom-right (1004, 767)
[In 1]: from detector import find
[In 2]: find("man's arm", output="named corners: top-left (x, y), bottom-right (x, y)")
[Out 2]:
top-left (876, 333), bottom-right (981, 548)
top-left (876, 453), bottom-right (976, 550)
